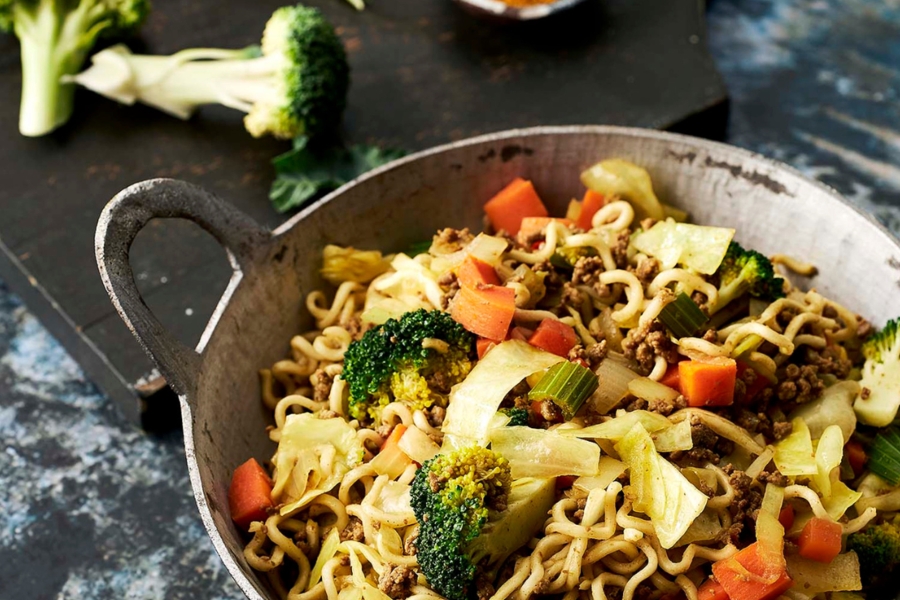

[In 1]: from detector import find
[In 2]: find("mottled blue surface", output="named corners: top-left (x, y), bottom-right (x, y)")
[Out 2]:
top-left (2, 1), bottom-right (900, 598)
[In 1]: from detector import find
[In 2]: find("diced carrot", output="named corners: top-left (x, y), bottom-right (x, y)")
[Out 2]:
top-left (508, 326), bottom-right (534, 342)
top-left (555, 475), bottom-right (577, 491)
top-left (845, 440), bottom-right (866, 475)
top-left (736, 361), bottom-right (769, 403)
top-left (660, 364), bottom-right (682, 393)
top-left (229, 458), bottom-right (274, 529)
top-left (516, 217), bottom-right (575, 245)
top-left (698, 580), bottom-right (729, 600)
top-left (797, 517), bottom-right (843, 563)
top-left (380, 424), bottom-right (408, 451)
top-left (712, 543), bottom-right (793, 600)
top-left (483, 178), bottom-right (549, 236)
top-left (457, 255), bottom-right (501, 287)
top-left (576, 190), bottom-right (606, 230)
top-left (679, 358), bottom-right (737, 407)
top-left (528, 318), bottom-right (579, 358)
top-left (778, 505), bottom-right (795, 530)
top-left (451, 283), bottom-right (516, 341)
top-left (476, 338), bottom-right (496, 359)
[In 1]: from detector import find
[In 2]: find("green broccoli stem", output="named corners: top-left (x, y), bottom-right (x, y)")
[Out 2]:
top-left (71, 46), bottom-right (280, 120)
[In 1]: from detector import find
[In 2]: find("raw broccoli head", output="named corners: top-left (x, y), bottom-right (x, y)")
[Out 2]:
top-left (854, 317), bottom-right (900, 426)
top-left (0, 0), bottom-right (150, 136)
top-left (69, 4), bottom-right (347, 140)
top-left (410, 446), bottom-right (511, 600)
top-left (244, 4), bottom-right (348, 139)
top-left (714, 241), bottom-right (785, 309)
top-left (847, 519), bottom-right (900, 590)
top-left (342, 309), bottom-right (476, 421)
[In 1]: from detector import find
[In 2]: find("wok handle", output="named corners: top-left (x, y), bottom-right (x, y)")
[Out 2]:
top-left (95, 178), bottom-right (270, 396)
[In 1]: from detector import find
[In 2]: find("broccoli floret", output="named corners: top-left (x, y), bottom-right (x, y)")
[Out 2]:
top-left (0, 0), bottom-right (149, 136)
top-left (500, 407), bottom-right (529, 427)
top-left (847, 519), bottom-right (900, 590)
top-left (343, 309), bottom-right (475, 421)
top-left (69, 4), bottom-right (348, 140)
top-left (854, 318), bottom-right (900, 427)
top-left (411, 446), bottom-right (555, 600)
top-left (711, 241), bottom-right (784, 314)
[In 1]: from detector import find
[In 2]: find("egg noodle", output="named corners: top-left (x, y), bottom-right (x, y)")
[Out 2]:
top-left (239, 161), bottom-right (894, 600)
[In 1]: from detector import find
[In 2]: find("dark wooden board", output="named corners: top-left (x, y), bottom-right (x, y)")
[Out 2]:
top-left (0, 0), bottom-right (727, 425)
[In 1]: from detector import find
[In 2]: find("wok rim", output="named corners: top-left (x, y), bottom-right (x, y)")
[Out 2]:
top-left (188, 125), bottom-right (900, 600)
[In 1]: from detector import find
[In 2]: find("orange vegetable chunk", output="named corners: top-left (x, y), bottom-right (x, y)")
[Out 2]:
top-left (229, 458), bottom-right (274, 529)
top-left (797, 517), bottom-right (842, 563)
top-left (380, 424), bottom-right (408, 451)
top-left (778, 505), bottom-right (795, 530)
top-left (483, 178), bottom-right (549, 236)
top-left (712, 543), bottom-right (793, 600)
top-left (451, 283), bottom-right (516, 341)
top-left (679, 357), bottom-right (737, 407)
top-left (457, 255), bottom-right (501, 287)
top-left (659, 364), bottom-right (682, 393)
top-left (476, 337), bottom-right (496, 359)
top-left (576, 190), bottom-right (606, 230)
top-left (697, 579), bottom-right (729, 600)
top-left (528, 318), bottom-right (579, 358)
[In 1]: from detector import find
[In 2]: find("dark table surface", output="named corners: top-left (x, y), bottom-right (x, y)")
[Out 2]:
top-left (2, 0), bottom-right (900, 597)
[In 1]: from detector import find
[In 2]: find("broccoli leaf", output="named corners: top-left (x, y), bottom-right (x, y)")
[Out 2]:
top-left (270, 136), bottom-right (406, 213)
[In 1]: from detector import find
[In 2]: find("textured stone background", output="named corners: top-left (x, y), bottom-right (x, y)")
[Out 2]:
top-left (2, 0), bottom-right (899, 598)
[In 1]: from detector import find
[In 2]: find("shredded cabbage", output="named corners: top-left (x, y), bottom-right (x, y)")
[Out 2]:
top-left (442, 340), bottom-right (563, 446)
top-left (575, 456), bottom-right (626, 493)
top-left (271, 414), bottom-right (364, 516)
top-left (615, 423), bottom-right (708, 548)
top-left (362, 253), bottom-right (443, 323)
top-left (308, 527), bottom-right (341, 590)
top-left (397, 425), bottom-right (440, 465)
top-left (677, 509), bottom-right (723, 546)
top-left (564, 410), bottom-right (671, 441)
top-left (813, 425), bottom-right (844, 499)
top-left (430, 233), bottom-right (509, 274)
top-left (490, 426), bottom-right (601, 478)
top-left (786, 552), bottom-right (863, 595)
top-left (652, 419), bottom-right (693, 453)
top-left (589, 357), bottom-right (640, 415)
top-left (320, 245), bottom-right (392, 285)
top-left (580, 159), bottom-right (665, 221)
top-left (790, 381), bottom-right (858, 442)
top-left (773, 417), bottom-right (817, 476)
top-left (631, 219), bottom-right (735, 275)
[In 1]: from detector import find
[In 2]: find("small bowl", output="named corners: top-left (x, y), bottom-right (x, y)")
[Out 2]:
top-left (453, 0), bottom-right (587, 21)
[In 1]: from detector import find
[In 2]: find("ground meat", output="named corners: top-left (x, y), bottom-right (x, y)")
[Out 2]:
top-left (757, 469), bottom-right (790, 487)
top-left (533, 260), bottom-right (565, 292)
top-left (404, 526), bottom-right (418, 556)
top-left (318, 409), bottom-right (338, 419)
top-left (692, 420), bottom-right (720, 452)
top-left (632, 256), bottom-right (659, 285)
top-left (857, 316), bottom-right (874, 340)
top-left (432, 228), bottom-right (474, 254)
top-left (438, 271), bottom-right (460, 309)
top-left (538, 400), bottom-right (563, 423)
top-left (500, 380), bottom-right (531, 409)
top-left (776, 364), bottom-right (824, 406)
top-left (570, 341), bottom-right (609, 369)
top-left (670, 416), bottom-right (733, 466)
top-left (561, 282), bottom-right (584, 309)
top-left (426, 405), bottom-right (445, 427)
top-left (571, 256), bottom-right (612, 299)
top-left (611, 229), bottom-right (632, 269)
top-left (691, 290), bottom-right (711, 314)
top-left (701, 328), bottom-right (718, 343)
top-left (375, 423), bottom-right (395, 440)
top-left (573, 496), bottom-right (588, 522)
top-left (340, 517), bottom-right (365, 542)
top-left (772, 420), bottom-right (793, 441)
top-left (639, 218), bottom-right (658, 232)
top-left (475, 570), bottom-right (496, 600)
top-left (646, 394), bottom-right (687, 416)
top-left (425, 370), bottom-right (452, 394)
top-left (312, 368), bottom-right (334, 403)
top-left (378, 564), bottom-right (417, 599)
top-left (802, 346), bottom-right (852, 379)
top-left (622, 320), bottom-right (680, 373)
top-left (343, 315), bottom-right (366, 341)
top-left (724, 467), bottom-right (763, 545)
top-left (861, 387), bottom-right (871, 400)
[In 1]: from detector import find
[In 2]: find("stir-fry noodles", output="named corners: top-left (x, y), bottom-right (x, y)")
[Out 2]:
top-left (230, 159), bottom-right (900, 600)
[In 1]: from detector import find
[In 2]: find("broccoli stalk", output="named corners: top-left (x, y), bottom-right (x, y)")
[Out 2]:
top-left (410, 446), bottom-right (555, 600)
top-left (342, 309), bottom-right (476, 421)
top-left (0, 0), bottom-right (149, 136)
top-left (68, 4), bottom-right (348, 140)
top-left (710, 241), bottom-right (785, 315)
top-left (853, 318), bottom-right (900, 426)
top-left (847, 519), bottom-right (900, 591)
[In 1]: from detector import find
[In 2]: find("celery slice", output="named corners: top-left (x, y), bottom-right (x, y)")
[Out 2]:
top-left (869, 428), bottom-right (900, 485)
top-left (528, 361), bottom-right (599, 419)
top-left (658, 292), bottom-right (709, 338)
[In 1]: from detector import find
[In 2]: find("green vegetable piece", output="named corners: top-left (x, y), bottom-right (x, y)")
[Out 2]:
top-left (658, 292), bottom-right (709, 338)
top-left (69, 5), bottom-right (348, 141)
top-left (270, 137), bottom-right (407, 212)
top-left (868, 428), bottom-right (900, 485)
top-left (854, 317), bottom-right (900, 427)
top-left (847, 520), bottom-right (900, 591)
top-left (711, 241), bottom-right (785, 314)
top-left (342, 309), bottom-right (475, 421)
top-left (500, 407), bottom-right (529, 427)
top-left (406, 240), bottom-right (433, 257)
top-left (1, 0), bottom-right (150, 136)
top-left (548, 246), bottom-right (596, 272)
top-left (528, 361), bottom-right (598, 420)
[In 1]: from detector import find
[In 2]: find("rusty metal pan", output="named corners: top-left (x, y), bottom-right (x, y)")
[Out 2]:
top-left (452, 0), bottom-right (587, 21)
top-left (95, 126), bottom-right (900, 599)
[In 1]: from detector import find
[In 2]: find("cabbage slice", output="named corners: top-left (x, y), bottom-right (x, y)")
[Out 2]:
top-left (272, 414), bottom-right (364, 516)
top-left (773, 417), bottom-right (817, 476)
top-left (490, 426), bottom-right (600, 478)
top-left (308, 527), bottom-right (341, 590)
top-left (580, 159), bottom-right (665, 221)
top-left (615, 423), bottom-right (708, 548)
top-left (442, 340), bottom-right (564, 446)
top-left (320, 245), bottom-right (391, 285)
top-left (563, 410), bottom-right (671, 441)
top-left (631, 219), bottom-right (734, 275)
